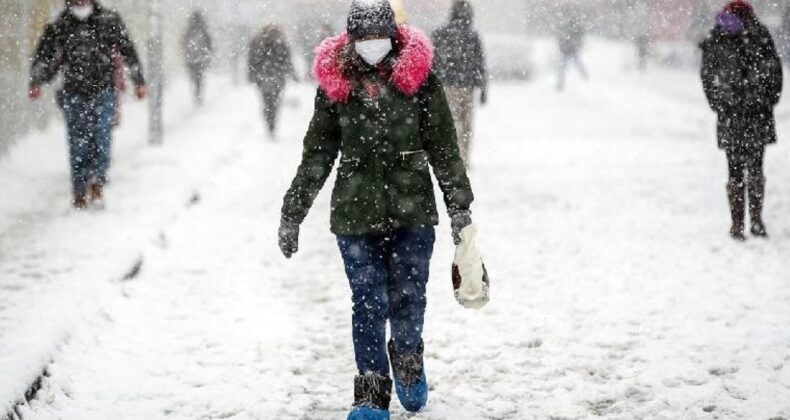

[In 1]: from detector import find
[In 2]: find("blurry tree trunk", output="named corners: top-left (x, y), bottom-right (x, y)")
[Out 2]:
top-left (0, 1), bottom-right (20, 155)
top-left (0, 0), bottom-right (61, 155)
top-left (148, 0), bottom-right (164, 145)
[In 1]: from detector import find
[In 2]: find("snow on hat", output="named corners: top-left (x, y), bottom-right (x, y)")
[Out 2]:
top-left (347, 0), bottom-right (398, 40)
top-left (723, 1), bottom-right (754, 18)
top-left (717, 11), bottom-right (745, 34)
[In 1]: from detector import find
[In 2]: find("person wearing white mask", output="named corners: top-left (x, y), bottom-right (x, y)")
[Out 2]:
top-left (278, 1), bottom-right (476, 419)
top-left (29, 0), bottom-right (146, 209)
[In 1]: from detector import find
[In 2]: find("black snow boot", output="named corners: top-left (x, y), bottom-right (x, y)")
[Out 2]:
top-left (727, 181), bottom-right (746, 241)
top-left (388, 340), bottom-right (428, 412)
top-left (748, 176), bottom-right (768, 237)
top-left (72, 194), bottom-right (88, 210)
top-left (348, 373), bottom-right (392, 420)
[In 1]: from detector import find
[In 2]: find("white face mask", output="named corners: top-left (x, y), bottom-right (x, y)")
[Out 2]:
top-left (71, 5), bottom-right (94, 21)
top-left (355, 39), bottom-right (393, 66)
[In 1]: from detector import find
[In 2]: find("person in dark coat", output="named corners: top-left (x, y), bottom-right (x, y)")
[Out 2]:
top-left (556, 7), bottom-right (588, 91)
top-left (28, 0), bottom-right (146, 209)
top-left (182, 11), bottom-right (213, 106)
top-left (277, 1), bottom-right (475, 418)
top-left (431, 0), bottom-right (488, 167)
top-left (781, 6), bottom-right (790, 63)
top-left (248, 24), bottom-right (296, 138)
top-left (700, 0), bottom-right (782, 240)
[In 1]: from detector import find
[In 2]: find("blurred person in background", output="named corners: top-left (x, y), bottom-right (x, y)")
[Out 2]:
top-left (432, 0), bottom-right (488, 167)
top-left (28, 0), bottom-right (146, 210)
top-left (182, 11), bottom-right (213, 106)
top-left (248, 24), bottom-right (297, 139)
top-left (278, 0), bottom-right (475, 418)
top-left (781, 6), bottom-right (790, 63)
top-left (700, 0), bottom-right (782, 240)
top-left (229, 24), bottom-right (251, 86)
top-left (297, 21), bottom-right (335, 81)
top-left (556, 6), bottom-right (588, 91)
top-left (629, 0), bottom-right (652, 71)
top-left (635, 32), bottom-right (651, 71)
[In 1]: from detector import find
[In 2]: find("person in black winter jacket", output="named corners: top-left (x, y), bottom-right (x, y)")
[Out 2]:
top-left (182, 11), bottom-right (213, 106)
top-left (29, 0), bottom-right (146, 209)
top-left (700, 1), bottom-right (782, 240)
top-left (248, 24), bottom-right (297, 138)
top-left (432, 0), bottom-right (488, 167)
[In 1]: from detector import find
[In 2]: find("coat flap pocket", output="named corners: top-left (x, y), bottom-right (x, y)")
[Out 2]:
top-left (398, 149), bottom-right (429, 171)
top-left (339, 155), bottom-right (362, 169)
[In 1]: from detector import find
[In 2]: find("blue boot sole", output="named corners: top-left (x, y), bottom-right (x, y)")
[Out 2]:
top-left (394, 372), bottom-right (428, 412)
top-left (347, 407), bottom-right (391, 420)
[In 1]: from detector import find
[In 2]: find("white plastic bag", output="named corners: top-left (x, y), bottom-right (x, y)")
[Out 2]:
top-left (452, 224), bottom-right (490, 309)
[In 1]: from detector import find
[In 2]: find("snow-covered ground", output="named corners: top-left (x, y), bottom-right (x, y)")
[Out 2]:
top-left (2, 40), bottom-right (790, 419)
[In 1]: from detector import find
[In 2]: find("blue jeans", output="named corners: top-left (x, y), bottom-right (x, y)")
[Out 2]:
top-left (62, 90), bottom-right (116, 197)
top-left (337, 227), bottom-right (435, 376)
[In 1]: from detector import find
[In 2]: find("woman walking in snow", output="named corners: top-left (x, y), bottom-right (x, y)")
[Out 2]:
top-left (432, 0), bottom-right (488, 167)
top-left (182, 11), bottom-right (213, 106)
top-left (700, 1), bottom-right (782, 240)
top-left (278, 1), bottom-right (475, 418)
top-left (248, 24), bottom-right (296, 138)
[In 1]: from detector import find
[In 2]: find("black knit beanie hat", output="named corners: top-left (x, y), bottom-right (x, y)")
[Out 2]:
top-left (347, 0), bottom-right (398, 40)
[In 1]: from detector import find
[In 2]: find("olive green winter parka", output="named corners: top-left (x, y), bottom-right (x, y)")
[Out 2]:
top-left (281, 26), bottom-right (473, 236)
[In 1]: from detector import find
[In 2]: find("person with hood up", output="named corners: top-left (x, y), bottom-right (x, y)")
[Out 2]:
top-left (28, 0), bottom-right (146, 209)
top-left (182, 11), bottom-right (213, 106)
top-left (278, 1), bottom-right (476, 418)
top-left (248, 24), bottom-right (297, 138)
top-left (431, 0), bottom-right (488, 167)
top-left (701, 0), bottom-right (782, 240)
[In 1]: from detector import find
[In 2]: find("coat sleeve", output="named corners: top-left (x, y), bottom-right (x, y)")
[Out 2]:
top-left (247, 40), bottom-right (257, 82)
top-left (474, 33), bottom-right (488, 89)
top-left (700, 39), bottom-right (721, 112)
top-left (284, 43), bottom-right (297, 79)
top-left (420, 73), bottom-right (474, 214)
top-left (281, 90), bottom-right (341, 224)
top-left (205, 28), bottom-right (214, 52)
top-left (760, 31), bottom-right (783, 107)
top-left (430, 29), bottom-right (446, 80)
top-left (30, 23), bottom-right (61, 87)
top-left (110, 13), bottom-right (145, 87)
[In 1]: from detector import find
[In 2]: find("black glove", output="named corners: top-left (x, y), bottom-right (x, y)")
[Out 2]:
top-left (450, 210), bottom-right (473, 245)
top-left (278, 218), bottom-right (300, 259)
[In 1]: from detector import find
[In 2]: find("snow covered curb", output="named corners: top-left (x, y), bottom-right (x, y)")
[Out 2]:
top-left (0, 78), bottom-right (264, 418)
top-left (1, 339), bottom-right (61, 420)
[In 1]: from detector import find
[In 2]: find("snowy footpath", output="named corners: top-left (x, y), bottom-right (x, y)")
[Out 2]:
top-left (2, 41), bottom-right (790, 419)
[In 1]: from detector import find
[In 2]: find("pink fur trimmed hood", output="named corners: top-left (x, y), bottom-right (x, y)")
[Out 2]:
top-left (313, 25), bottom-right (434, 103)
